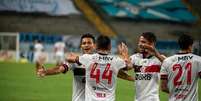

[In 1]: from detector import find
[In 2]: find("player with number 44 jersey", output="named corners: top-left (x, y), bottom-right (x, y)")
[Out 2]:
top-left (79, 53), bottom-right (126, 101)
top-left (161, 34), bottom-right (201, 101)
top-left (67, 35), bottom-right (127, 101)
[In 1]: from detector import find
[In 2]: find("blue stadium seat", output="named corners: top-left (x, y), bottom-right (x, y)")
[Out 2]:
top-left (94, 0), bottom-right (197, 23)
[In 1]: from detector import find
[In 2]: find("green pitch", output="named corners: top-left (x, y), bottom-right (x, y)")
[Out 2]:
top-left (0, 62), bottom-right (200, 101)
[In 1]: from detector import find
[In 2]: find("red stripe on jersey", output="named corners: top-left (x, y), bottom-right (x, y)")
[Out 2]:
top-left (161, 74), bottom-right (168, 80)
top-left (144, 65), bottom-right (160, 73)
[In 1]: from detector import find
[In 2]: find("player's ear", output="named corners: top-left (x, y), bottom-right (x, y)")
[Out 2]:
top-left (189, 45), bottom-right (193, 52)
top-left (108, 44), bottom-right (112, 50)
top-left (150, 42), bottom-right (155, 46)
top-left (93, 44), bottom-right (96, 50)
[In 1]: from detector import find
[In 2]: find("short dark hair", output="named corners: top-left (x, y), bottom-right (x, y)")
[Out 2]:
top-left (178, 34), bottom-right (193, 50)
top-left (96, 35), bottom-right (111, 50)
top-left (80, 33), bottom-right (95, 44)
top-left (141, 32), bottom-right (157, 43)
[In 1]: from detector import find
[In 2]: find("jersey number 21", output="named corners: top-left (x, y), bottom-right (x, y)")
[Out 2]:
top-left (172, 62), bottom-right (192, 86)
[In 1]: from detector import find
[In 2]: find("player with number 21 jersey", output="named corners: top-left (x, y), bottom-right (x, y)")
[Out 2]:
top-left (161, 53), bottom-right (201, 101)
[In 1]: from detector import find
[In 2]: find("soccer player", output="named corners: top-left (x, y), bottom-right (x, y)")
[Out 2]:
top-left (160, 34), bottom-right (201, 101)
top-left (67, 35), bottom-right (128, 101)
top-left (54, 41), bottom-right (66, 66)
top-left (33, 40), bottom-right (44, 63)
top-left (122, 32), bottom-right (166, 101)
top-left (36, 33), bottom-right (96, 101)
top-left (36, 33), bottom-right (133, 101)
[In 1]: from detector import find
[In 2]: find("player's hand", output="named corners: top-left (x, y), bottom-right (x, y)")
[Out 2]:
top-left (37, 52), bottom-right (47, 64)
top-left (141, 43), bottom-right (166, 62)
top-left (141, 44), bottom-right (157, 55)
top-left (36, 61), bottom-right (46, 78)
top-left (66, 53), bottom-right (78, 63)
top-left (118, 42), bottom-right (129, 60)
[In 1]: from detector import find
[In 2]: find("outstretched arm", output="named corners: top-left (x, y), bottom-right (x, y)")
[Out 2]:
top-left (66, 53), bottom-right (80, 64)
top-left (36, 61), bottom-right (69, 77)
top-left (117, 69), bottom-right (134, 81)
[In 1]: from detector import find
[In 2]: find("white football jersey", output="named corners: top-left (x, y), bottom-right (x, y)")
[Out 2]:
top-left (54, 42), bottom-right (66, 63)
top-left (71, 64), bottom-right (86, 101)
top-left (79, 53), bottom-right (126, 101)
top-left (130, 53), bottom-right (161, 101)
top-left (33, 43), bottom-right (44, 62)
top-left (34, 43), bottom-right (44, 52)
top-left (161, 53), bottom-right (201, 101)
top-left (62, 60), bottom-right (85, 101)
top-left (54, 42), bottom-right (65, 55)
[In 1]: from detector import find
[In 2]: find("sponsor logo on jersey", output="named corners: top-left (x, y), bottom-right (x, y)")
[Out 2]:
top-left (96, 92), bottom-right (106, 98)
top-left (135, 73), bottom-right (152, 80)
top-left (174, 86), bottom-right (189, 100)
top-left (178, 56), bottom-right (193, 61)
top-left (92, 86), bottom-right (108, 98)
top-left (98, 56), bottom-right (113, 61)
top-left (92, 86), bottom-right (108, 91)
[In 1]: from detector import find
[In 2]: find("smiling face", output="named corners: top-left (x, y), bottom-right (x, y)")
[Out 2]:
top-left (138, 36), bottom-right (154, 53)
top-left (80, 37), bottom-right (95, 54)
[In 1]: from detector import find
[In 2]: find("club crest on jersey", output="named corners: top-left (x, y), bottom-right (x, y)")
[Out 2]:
top-left (134, 65), bottom-right (142, 72)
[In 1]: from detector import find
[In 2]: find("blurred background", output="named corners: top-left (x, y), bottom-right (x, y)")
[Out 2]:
top-left (0, 0), bottom-right (201, 101)
top-left (0, 0), bottom-right (201, 63)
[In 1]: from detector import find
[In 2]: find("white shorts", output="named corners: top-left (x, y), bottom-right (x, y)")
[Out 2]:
top-left (55, 52), bottom-right (64, 63)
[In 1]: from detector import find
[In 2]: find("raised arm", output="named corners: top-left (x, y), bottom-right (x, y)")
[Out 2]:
top-left (142, 44), bottom-right (166, 62)
top-left (118, 42), bottom-right (133, 70)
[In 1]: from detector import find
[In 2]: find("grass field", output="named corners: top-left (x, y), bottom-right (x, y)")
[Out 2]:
top-left (0, 62), bottom-right (200, 101)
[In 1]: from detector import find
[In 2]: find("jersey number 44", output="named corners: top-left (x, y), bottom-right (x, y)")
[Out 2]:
top-left (90, 63), bottom-right (113, 85)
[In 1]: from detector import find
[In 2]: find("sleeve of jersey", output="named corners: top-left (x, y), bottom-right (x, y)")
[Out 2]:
top-left (79, 54), bottom-right (90, 67)
top-left (129, 55), bottom-right (135, 65)
top-left (115, 57), bottom-right (126, 70)
top-left (160, 59), bottom-right (169, 80)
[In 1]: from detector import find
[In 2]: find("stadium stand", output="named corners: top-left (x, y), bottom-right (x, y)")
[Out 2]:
top-left (92, 0), bottom-right (197, 23)
top-left (20, 32), bottom-right (62, 44)
top-left (0, 0), bottom-right (201, 62)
